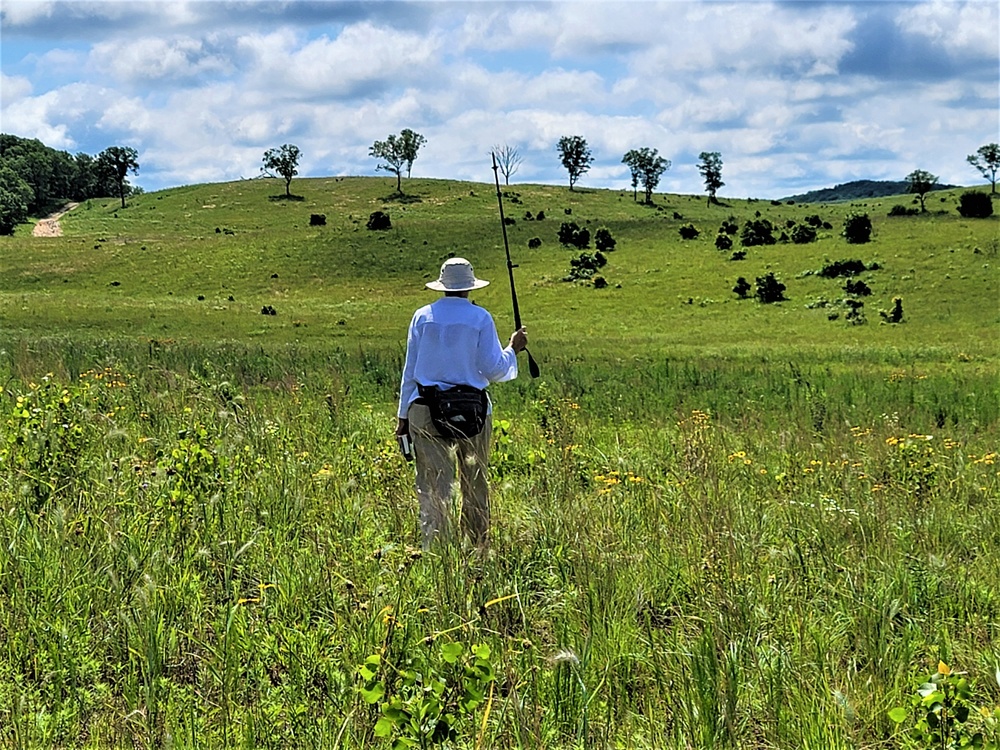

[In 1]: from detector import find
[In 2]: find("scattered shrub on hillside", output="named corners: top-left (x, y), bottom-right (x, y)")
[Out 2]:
top-left (673, 211), bottom-right (684, 220)
top-left (791, 224), bottom-right (817, 244)
top-left (786, 219), bottom-right (797, 228)
top-left (261, 305), bottom-right (277, 316)
top-left (888, 205), bottom-right (919, 217)
top-left (805, 214), bottom-right (823, 228)
top-left (536, 210), bottom-right (545, 220)
top-left (755, 272), bottom-right (787, 303)
top-left (595, 228), bottom-right (617, 252)
top-left (957, 191), bottom-right (994, 218)
top-left (770, 199), bottom-right (782, 206)
top-left (733, 276), bottom-right (752, 298)
top-left (880, 297), bottom-right (904, 323)
top-left (679, 224), bottom-right (700, 240)
top-left (564, 208), bottom-right (572, 215)
top-left (558, 222), bottom-right (590, 249)
top-left (527, 237), bottom-right (542, 249)
top-left (310, 214), bottom-right (326, 226)
top-left (730, 250), bottom-right (746, 261)
top-left (843, 212), bottom-right (872, 244)
top-left (845, 298), bottom-right (866, 325)
top-left (367, 211), bottom-right (391, 230)
top-left (844, 279), bottom-right (872, 296)
top-left (523, 211), bottom-right (534, 221)
top-left (503, 216), bottom-right (516, 226)
top-left (593, 276), bottom-right (608, 289)
top-left (715, 234), bottom-right (733, 251)
top-left (818, 259), bottom-right (880, 278)
top-left (740, 218), bottom-right (776, 247)
top-left (720, 219), bottom-right (739, 235)
top-left (564, 250), bottom-right (607, 281)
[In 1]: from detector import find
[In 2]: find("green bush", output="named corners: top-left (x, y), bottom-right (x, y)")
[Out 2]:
top-left (957, 191), bottom-right (994, 218)
top-left (843, 212), bottom-right (872, 244)
top-left (755, 272), bottom-right (786, 303)
top-left (740, 218), bottom-right (776, 247)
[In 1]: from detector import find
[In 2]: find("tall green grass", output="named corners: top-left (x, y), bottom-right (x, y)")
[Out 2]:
top-left (0, 341), bottom-right (997, 748)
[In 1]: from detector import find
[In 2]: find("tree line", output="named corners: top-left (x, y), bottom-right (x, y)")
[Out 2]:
top-left (0, 135), bottom-right (140, 234)
top-left (4, 128), bottom-right (997, 236)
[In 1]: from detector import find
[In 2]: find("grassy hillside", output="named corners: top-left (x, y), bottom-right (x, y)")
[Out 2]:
top-left (1, 177), bottom-right (998, 748)
top-left (2, 176), bottom-right (996, 361)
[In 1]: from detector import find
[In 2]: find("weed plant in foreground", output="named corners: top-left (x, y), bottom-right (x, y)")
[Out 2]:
top-left (0, 342), bottom-right (997, 748)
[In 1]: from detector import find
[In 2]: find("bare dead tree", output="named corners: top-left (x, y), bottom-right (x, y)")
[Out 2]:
top-left (492, 144), bottom-right (523, 185)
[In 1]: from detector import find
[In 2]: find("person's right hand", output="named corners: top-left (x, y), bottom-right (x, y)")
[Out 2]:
top-left (509, 327), bottom-right (528, 353)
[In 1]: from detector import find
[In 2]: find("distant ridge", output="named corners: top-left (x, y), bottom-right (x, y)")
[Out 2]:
top-left (781, 179), bottom-right (960, 203)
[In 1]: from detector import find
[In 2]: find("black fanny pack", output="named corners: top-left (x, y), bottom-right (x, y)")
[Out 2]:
top-left (418, 384), bottom-right (488, 439)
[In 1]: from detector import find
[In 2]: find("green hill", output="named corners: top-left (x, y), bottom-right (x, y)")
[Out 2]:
top-left (1, 176), bottom-right (997, 361)
top-left (781, 179), bottom-right (961, 203)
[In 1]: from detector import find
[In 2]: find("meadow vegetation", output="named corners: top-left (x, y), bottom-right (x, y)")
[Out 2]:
top-left (0, 176), bottom-right (997, 748)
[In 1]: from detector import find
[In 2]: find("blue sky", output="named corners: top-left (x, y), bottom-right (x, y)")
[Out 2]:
top-left (2, 0), bottom-right (997, 198)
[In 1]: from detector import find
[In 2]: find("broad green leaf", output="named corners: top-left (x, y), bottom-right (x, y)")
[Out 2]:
top-left (374, 716), bottom-right (395, 737)
top-left (473, 644), bottom-right (492, 660)
top-left (441, 642), bottom-right (463, 664)
top-left (359, 682), bottom-right (385, 704)
top-left (888, 707), bottom-right (907, 723)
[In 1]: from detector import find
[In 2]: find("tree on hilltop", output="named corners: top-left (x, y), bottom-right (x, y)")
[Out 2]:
top-left (967, 143), bottom-right (999, 194)
top-left (905, 169), bottom-right (938, 213)
top-left (622, 147), bottom-right (671, 204)
top-left (557, 135), bottom-right (593, 191)
top-left (493, 144), bottom-right (522, 185)
top-left (262, 144), bottom-right (301, 198)
top-left (698, 151), bottom-right (724, 206)
top-left (370, 129), bottom-right (426, 194)
top-left (97, 145), bottom-right (139, 209)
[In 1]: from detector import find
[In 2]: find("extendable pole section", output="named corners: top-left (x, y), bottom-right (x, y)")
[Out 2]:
top-left (492, 151), bottom-right (540, 378)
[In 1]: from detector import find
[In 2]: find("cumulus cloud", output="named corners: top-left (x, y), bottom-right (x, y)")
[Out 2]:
top-left (2, 0), bottom-right (994, 197)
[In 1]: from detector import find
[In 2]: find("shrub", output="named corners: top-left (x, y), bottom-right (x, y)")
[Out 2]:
top-left (673, 211), bottom-right (684, 220)
top-left (523, 211), bottom-right (534, 220)
top-left (733, 277), bottom-right (751, 298)
top-left (844, 279), bottom-right (872, 296)
top-left (309, 214), bottom-right (326, 226)
top-left (593, 276), bottom-right (608, 289)
top-left (594, 227), bottom-right (617, 252)
top-left (730, 250), bottom-right (746, 261)
top-left (805, 214), bottom-right (823, 228)
top-left (880, 297), bottom-right (904, 323)
top-left (715, 234), bottom-right (733, 250)
top-left (535, 210), bottom-right (545, 220)
top-left (367, 211), bottom-right (391, 230)
top-left (755, 272), bottom-right (787, 303)
top-left (527, 237), bottom-right (542, 249)
top-left (791, 224), bottom-right (817, 244)
top-left (679, 224), bottom-right (700, 240)
top-left (843, 212), bottom-right (872, 244)
top-left (503, 216), bottom-right (516, 226)
top-left (720, 219), bottom-right (739, 235)
top-left (558, 222), bottom-right (590, 248)
top-left (888, 204), bottom-right (919, 217)
top-left (740, 218), bottom-right (776, 247)
top-left (844, 298), bottom-right (866, 325)
top-left (565, 250), bottom-right (607, 280)
top-left (818, 259), bottom-right (879, 278)
top-left (957, 191), bottom-right (994, 218)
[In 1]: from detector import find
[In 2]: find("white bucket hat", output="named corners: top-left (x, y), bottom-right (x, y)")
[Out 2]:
top-left (425, 257), bottom-right (490, 292)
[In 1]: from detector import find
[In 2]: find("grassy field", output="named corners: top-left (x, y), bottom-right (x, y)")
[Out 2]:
top-left (0, 177), bottom-right (998, 748)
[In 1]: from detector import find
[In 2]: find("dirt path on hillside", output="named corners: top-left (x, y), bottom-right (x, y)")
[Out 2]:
top-left (32, 202), bottom-right (80, 237)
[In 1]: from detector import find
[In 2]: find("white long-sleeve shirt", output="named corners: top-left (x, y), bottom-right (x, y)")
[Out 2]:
top-left (398, 296), bottom-right (518, 418)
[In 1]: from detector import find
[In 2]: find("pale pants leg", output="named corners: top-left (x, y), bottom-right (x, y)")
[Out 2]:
top-left (407, 403), bottom-right (492, 548)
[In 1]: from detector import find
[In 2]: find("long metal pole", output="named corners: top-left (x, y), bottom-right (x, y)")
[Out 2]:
top-left (492, 152), bottom-right (539, 378)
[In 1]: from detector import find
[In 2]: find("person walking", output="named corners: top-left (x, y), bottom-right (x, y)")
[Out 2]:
top-left (397, 257), bottom-right (528, 550)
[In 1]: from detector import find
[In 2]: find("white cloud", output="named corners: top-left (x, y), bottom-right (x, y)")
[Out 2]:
top-left (89, 35), bottom-right (234, 85)
top-left (0, 1), bottom-right (55, 26)
top-left (1, 73), bottom-right (33, 106)
top-left (897, 0), bottom-right (999, 58)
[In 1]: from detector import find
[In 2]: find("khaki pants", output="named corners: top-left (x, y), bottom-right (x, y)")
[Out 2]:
top-left (407, 402), bottom-right (492, 549)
